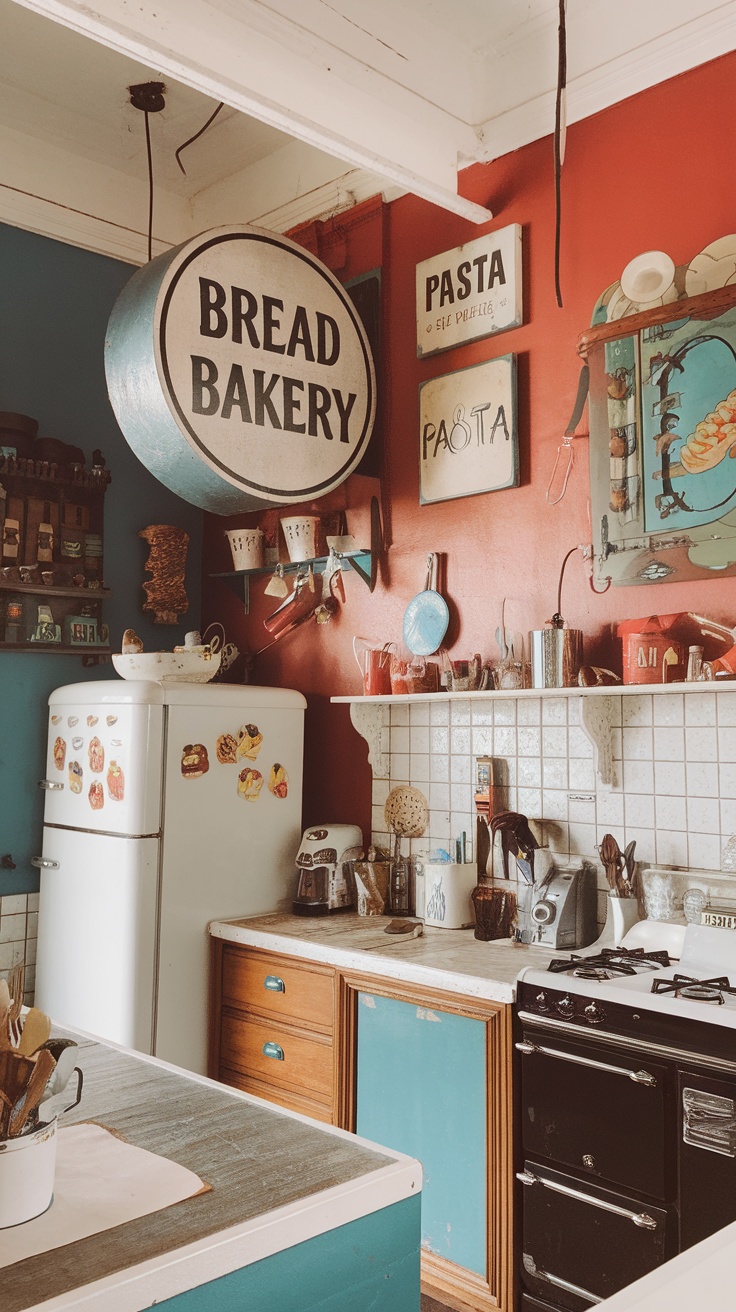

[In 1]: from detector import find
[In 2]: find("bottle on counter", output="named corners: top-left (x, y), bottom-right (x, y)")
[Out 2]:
top-left (389, 856), bottom-right (410, 915)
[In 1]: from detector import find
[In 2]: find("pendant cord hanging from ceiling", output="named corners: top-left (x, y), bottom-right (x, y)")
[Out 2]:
top-left (128, 82), bottom-right (166, 264)
top-left (175, 102), bottom-right (224, 176)
top-left (554, 0), bottom-right (567, 308)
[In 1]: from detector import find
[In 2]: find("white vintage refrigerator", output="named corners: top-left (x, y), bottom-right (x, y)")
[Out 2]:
top-left (34, 680), bottom-right (306, 1074)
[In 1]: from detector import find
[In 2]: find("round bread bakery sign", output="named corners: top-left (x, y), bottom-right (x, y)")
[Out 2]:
top-left (105, 226), bottom-right (376, 514)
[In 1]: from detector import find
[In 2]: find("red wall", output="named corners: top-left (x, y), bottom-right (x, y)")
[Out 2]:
top-left (203, 51), bottom-right (736, 842)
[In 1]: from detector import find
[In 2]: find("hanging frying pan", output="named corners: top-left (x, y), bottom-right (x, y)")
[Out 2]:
top-left (402, 553), bottom-right (449, 656)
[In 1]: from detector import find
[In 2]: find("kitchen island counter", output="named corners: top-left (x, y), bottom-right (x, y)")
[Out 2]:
top-left (3, 1031), bottom-right (421, 1312)
top-left (209, 911), bottom-right (556, 1002)
top-left (597, 1216), bottom-right (736, 1310)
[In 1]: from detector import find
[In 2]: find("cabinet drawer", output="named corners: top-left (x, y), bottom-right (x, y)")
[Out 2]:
top-left (220, 1012), bottom-right (334, 1102)
top-left (222, 946), bottom-right (334, 1031)
top-left (220, 1067), bottom-right (334, 1124)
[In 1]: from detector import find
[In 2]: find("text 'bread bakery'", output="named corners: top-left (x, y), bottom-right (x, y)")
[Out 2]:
top-left (105, 225), bottom-right (376, 514)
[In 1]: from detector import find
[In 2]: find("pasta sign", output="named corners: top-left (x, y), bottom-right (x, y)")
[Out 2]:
top-left (105, 226), bottom-right (375, 514)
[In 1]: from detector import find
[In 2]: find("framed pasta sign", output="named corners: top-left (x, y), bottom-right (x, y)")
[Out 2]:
top-left (419, 355), bottom-right (518, 505)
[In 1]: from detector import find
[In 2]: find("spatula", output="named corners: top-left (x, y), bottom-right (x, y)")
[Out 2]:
top-left (8, 1049), bottom-right (56, 1137)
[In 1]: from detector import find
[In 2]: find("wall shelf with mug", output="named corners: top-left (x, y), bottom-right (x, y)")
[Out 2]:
top-left (211, 550), bottom-right (373, 613)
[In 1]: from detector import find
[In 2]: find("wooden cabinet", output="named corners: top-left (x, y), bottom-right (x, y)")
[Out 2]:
top-left (210, 936), bottom-right (514, 1312)
top-left (210, 942), bottom-right (339, 1124)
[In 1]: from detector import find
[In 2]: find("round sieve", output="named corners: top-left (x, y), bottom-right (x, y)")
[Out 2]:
top-left (384, 785), bottom-right (429, 838)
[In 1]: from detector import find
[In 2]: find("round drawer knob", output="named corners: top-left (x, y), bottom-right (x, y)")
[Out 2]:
top-left (531, 899), bottom-right (556, 925)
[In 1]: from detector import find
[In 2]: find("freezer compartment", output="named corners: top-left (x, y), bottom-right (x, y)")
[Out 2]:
top-left (517, 1027), bottom-right (668, 1198)
top-left (43, 694), bottom-right (164, 835)
top-left (519, 1161), bottom-right (669, 1310)
top-left (35, 826), bottom-right (159, 1053)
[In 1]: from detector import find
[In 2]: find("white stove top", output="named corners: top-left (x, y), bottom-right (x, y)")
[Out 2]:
top-left (517, 924), bottom-right (736, 1029)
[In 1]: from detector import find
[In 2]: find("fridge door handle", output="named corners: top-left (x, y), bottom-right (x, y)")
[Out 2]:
top-left (31, 857), bottom-right (60, 870)
top-left (38, 779), bottom-right (64, 791)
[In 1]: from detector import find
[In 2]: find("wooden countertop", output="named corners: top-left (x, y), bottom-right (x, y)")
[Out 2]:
top-left (209, 912), bottom-right (556, 1002)
top-left (4, 1033), bottom-right (419, 1312)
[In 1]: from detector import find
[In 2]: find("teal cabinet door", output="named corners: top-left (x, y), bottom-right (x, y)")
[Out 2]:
top-left (356, 992), bottom-right (487, 1276)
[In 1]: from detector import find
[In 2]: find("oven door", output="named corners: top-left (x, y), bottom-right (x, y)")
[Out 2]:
top-left (519, 1160), bottom-right (668, 1310)
top-left (517, 1025), bottom-right (668, 1197)
top-left (678, 1068), bottom-right (736, 1251)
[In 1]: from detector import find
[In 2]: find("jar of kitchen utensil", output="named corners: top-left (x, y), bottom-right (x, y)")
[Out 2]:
top-left (0, 1118), bottom-right (57, 1228)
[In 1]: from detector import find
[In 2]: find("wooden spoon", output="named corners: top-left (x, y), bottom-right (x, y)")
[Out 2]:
top-left (18, 1008), bottom-right (52, 1057)
top-left (8, 1049), bottom-right (56, 1138)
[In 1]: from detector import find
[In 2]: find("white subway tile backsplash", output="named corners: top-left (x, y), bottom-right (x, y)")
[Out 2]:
top-left (0, 913), bottom-right (26, 944)
top-left (450, 755), bottom-right (471, 783)
top-left (716, 694), bottom-right (736, 726)
top-left (430, 727), bottom-right (449, 754)
top-left (625, 793), bottom-right (655, 830)
top-left (377, 691), bottom-right (736, 881)
top-left (543, 757), bottom-right (568, 790)
top-left (430, 700), bottom-right (450, 725)
top-left (518, 727), bottom-right (541, 757)
top-left (390, 753), bottom-right (410, 781)
top-left (686, 761), bottom-right (720, 797)
top-left (654, 726), bottom-right (685, 760)
top-left (653, 693), bottom-right (684, 726)
top-left (542, 698), bottom-right (567, 725)
top-left (472, 726), bottom-right (493, 756)
top-left (410, 725), bottom-right (430, 755)
top-left (493, 727), bottom-right (516, 756)
top-left (685, 726), bottom-right (718, 762)
top-left (542, 726), bottom-right (567, 757)
top-left (623, 758), bottom-right (655, 794)
top-left (2, 895), bottom-right (27, 915)
top-left (597, 789), bottom-right (624, 827)
top-left (493, 699), bottom-right (516, 725)
top-left (410, 754), bottom-right (431, 782)
top-left (685, 693), bottom-right (716, 727)
top-left (623, 726), bottom-right (654, 760)
top-left (686, 795), bottom-right (720, 834)
top-left (410, 701), bottom-right (430, 726)
top-left (718, 727), bottom-right (736, 761)
top-left (655, 760), bottom-right (686, 795)
top-left (451, 727), bottom-right (471, 755)
top-left (391, 725), bottom-right (410, 755)
top-left (623, 695), bottom-right (653, 727)
top-left (517, 698), bottom-right (541, 725)
top-left (656, 794), bottom-right (688, 831)
top-left (451, 700), bottom-right (471, 726)
top-left (27, 894), bottom-right (39, 914)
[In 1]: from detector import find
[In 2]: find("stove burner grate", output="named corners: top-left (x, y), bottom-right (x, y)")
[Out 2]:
top-left (651, 974), bottom-right (736, 1005)
top-left (548, 947), bottom-right (672, 977)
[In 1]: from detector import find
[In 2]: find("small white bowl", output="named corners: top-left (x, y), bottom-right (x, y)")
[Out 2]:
top-left (112, 650), bottom-right (221, 683)
top-left (620, 249), bottom-right (675, 304)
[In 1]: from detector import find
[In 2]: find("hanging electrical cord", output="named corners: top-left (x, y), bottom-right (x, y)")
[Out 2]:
top-left (554, 0), bottom-right (567, 308)
top-left (175, 102), bottom-right (224, 176)
top-left (129, 82), bottom-right (166, 263)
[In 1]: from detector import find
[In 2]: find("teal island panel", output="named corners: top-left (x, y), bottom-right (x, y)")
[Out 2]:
top-left (356, 992), bottom-right (487, 1276)
top-left (155, 1194), bottom-right (420, 1311)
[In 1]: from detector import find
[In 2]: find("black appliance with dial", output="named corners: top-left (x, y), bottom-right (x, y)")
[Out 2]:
top-left (515, 924), bottom-right (736, 1311)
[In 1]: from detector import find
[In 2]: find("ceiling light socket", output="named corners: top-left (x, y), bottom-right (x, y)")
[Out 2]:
top-left (129, 82), bottom-right (166, 114)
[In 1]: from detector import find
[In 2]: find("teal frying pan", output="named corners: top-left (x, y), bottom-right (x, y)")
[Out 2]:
top-left (402, 553), bottom-right (449, 656)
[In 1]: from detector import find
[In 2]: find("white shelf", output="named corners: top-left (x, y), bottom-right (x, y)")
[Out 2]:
top-left (335, 680), bottom-right (736, 788)
top-left (331, 681), bottom-right (736, 705)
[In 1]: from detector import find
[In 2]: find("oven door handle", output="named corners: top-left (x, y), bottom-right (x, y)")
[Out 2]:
top-left (517, 1169), bottom-right (659, 1230)
top-left (515, 1038), bottom-right (658, 1086)
top-left (522, 1252), bottom-right (602, 1304)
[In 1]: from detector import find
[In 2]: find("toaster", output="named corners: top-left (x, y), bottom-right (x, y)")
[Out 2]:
top-left (292, 823), bottom-right (362, 915)
top-left (515, 859), bottom-right (598, 948)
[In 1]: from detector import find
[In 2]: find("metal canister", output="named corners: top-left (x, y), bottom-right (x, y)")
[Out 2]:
top-left (529, 627), bottom-right (583, 688)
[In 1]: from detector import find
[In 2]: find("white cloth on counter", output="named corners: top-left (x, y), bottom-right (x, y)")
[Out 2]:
top-left (0, 1122), bottom-right (207, 1267)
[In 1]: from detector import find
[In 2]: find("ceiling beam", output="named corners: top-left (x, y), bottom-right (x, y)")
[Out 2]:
top-left (11, 0), bottom-right (493, 224)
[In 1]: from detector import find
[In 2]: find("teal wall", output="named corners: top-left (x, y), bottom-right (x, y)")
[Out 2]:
top-left (156, 1195), bottom-right (421, 1311)
top-left (0, 223), bottom-right (203, 894)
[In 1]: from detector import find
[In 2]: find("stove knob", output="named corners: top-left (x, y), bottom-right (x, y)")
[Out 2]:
top-left (584, 1001), bottom-right (606, 1026)
top-left (534, 991), bottom-right (550, 1013)
top-left (531, 899), bottom-right (556, 925)
top-left (556, 994), bottom-right (575, 1019)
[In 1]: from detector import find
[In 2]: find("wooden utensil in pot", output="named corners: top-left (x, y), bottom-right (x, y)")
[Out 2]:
top-left (8, 1048), bottom-right (56, 1138)
top-left (18, 1008), bottom-right (52, 1057)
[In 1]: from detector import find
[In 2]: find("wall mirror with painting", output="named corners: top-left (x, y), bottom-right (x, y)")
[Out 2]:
top-left (581, 283), bottom-right (736, 587)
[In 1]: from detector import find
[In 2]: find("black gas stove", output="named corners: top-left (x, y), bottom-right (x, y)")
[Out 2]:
top-left (515, 924), bottom-right (736, 1312)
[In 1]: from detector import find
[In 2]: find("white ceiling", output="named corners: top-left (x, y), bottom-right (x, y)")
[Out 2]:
top-left (2, 0), bottom-right (736, 264)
